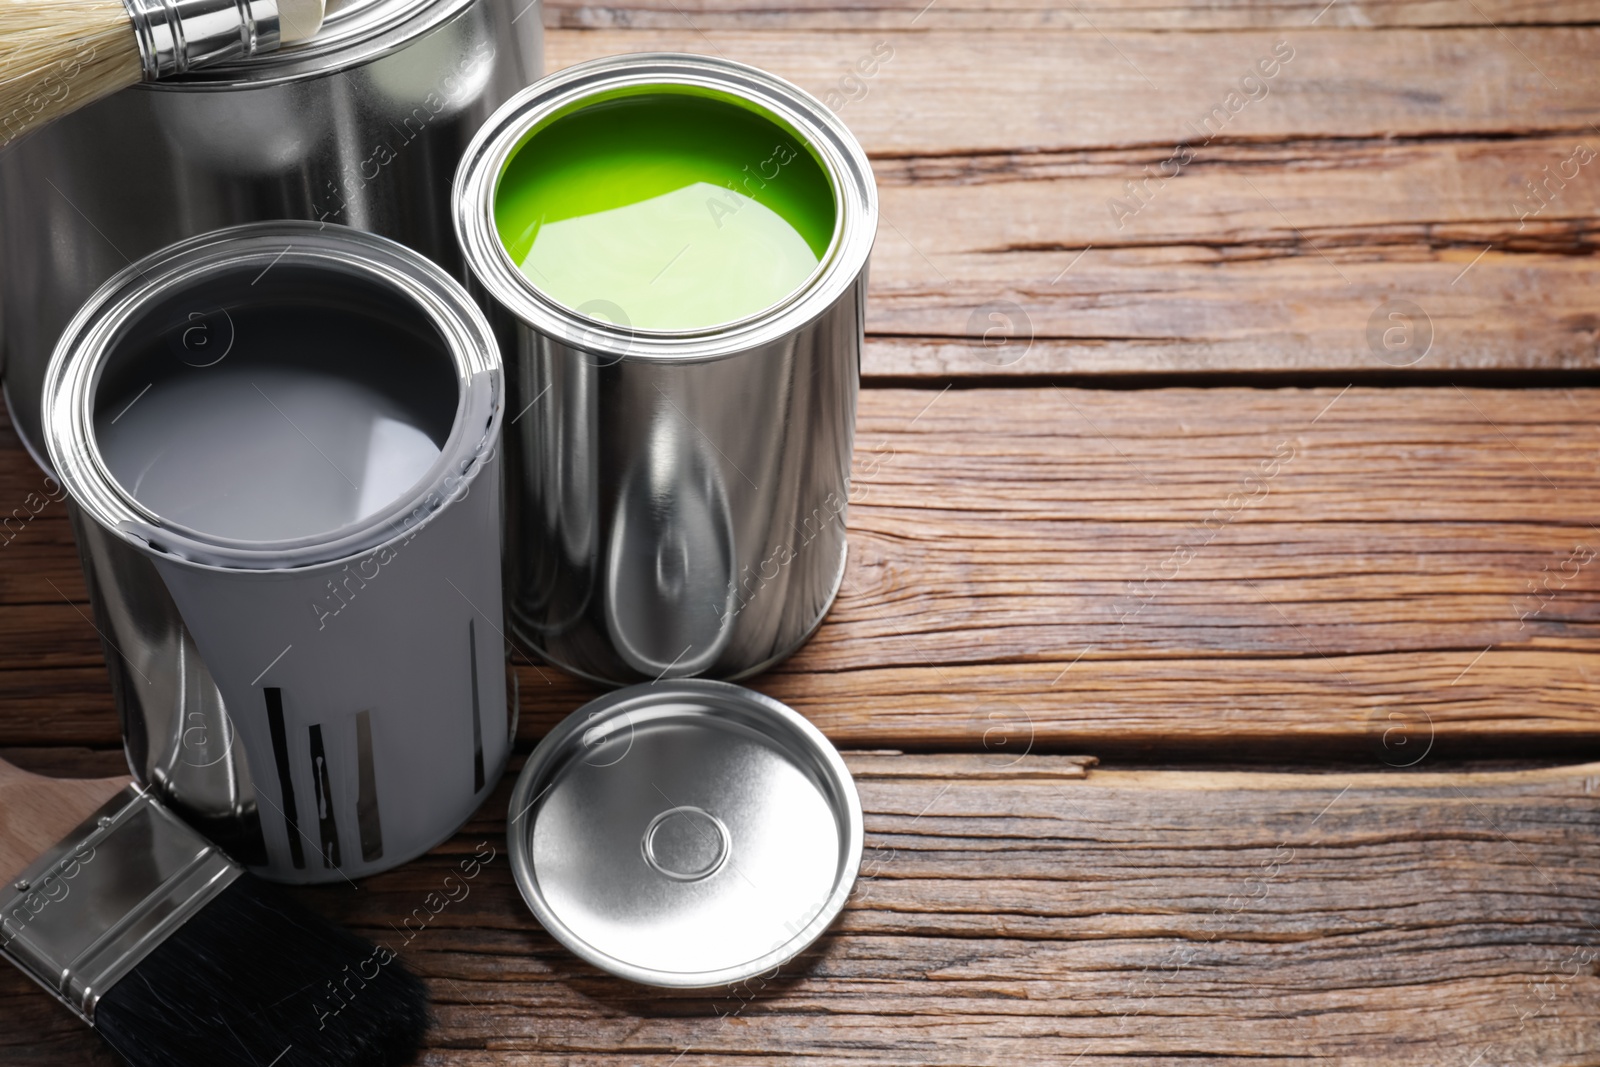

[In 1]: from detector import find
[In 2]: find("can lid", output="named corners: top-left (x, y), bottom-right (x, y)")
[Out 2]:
top-left (506, 680), bottom-right (862, 987)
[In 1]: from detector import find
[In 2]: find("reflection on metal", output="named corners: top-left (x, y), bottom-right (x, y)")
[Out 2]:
top-left (355, 709), bottom-right (384, 862)
top-left (265, 688), bottom-right (306, 870)
top-left (67, 508), bottom-right (268, 867)
top-left (504, 336), bottom-right (598, 642)
top-left (469, 619), bottom-right (485, 791)
top-left (309, 724), bottom-right (340, 869)
top-left (604, 416), bottom-right (736, 678)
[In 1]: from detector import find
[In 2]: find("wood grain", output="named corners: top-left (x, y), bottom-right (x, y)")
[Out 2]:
top-left (548, 29), bottom-right (1600, 154)
top-left (545, 27), bottom-right (1600, 376)
top-left (2, 1), bottom-right (1596, 1063)
top-left (763, 386), bottom-right (1600, 756)
top-left (8, 752), bottom-right (1600, 1066)
top-left (0, 757), bottom-right (127, 883)
top-left (863, 137), bottom-right (1600, 378)
top-left (546, 0), bottom-right (1600, 30)
top-left (9, 388), bottom-right (1600, 759)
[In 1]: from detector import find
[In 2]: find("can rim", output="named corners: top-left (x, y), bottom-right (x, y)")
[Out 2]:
top-left (505, 679), bottom-right (865, 988)
top-left (151, 0), bottom-right (478, 88)
top-left (41, 221), bottom-right (503, 572)
top-left (453, 53), bottom-right (878, 362)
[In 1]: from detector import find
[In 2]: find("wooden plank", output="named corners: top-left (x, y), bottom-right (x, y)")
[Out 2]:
top-left (547, 0), bottom-right (1600, 31)
top-left (10, 387), bottom-right (1600, 758)
top-left (759, 385), bottom-right (1600, 756)
top-left (0, 746), bottom-right (128, 777)
top-left (546, 29), bottom-right (1600, 375)
top-left (547, 29), bottom-right (1600, 154)
top-left (8, 753), bottom-right (1599, 1065)
top-left (0, 534), bottom-right (83, 604)
top-left (865, 137), bottom-right (1600, 377)
top-left (0, 670), bottom-right (118, 744)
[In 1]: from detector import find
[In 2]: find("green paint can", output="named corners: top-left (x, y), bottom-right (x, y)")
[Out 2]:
top-left (455, 53), bottom-right (877, 683)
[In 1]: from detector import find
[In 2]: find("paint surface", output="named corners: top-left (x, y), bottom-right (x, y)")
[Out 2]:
top-left (494, 90), bottom-right (836, 332)
top-left (95, 302), bottom-right (456, 542)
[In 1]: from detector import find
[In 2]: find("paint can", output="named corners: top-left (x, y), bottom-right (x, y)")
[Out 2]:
top-left (453, 53), bottom-right (876, 684)
top-left (41, 222), bottom-right (508, 883)
top-left (1, 0), bottom-right (542, 473)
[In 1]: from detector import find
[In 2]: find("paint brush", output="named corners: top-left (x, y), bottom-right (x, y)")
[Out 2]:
top-left (0, 756), bottom-right (429, 1067)
top-left (0, 0), bottom-right (327, 147)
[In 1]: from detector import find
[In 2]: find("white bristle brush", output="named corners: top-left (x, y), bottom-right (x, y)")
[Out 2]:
top-left (0, 755), bottom-right (430, 1067)
top-left (0, 0), bottom-right (327, 147)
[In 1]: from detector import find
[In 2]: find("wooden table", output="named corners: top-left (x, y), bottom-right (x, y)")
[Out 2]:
top-left (6, 1), bottom-right (1600, 1062)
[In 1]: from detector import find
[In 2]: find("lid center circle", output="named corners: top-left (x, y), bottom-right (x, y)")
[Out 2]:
top-left (641, 805), bottom-right (730, 882)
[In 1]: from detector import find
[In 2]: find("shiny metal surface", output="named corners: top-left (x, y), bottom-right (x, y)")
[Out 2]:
top-left (455, 54), bottom-right (876, 684)
top-left (0, 0), bottom-right (542, 470)
top-left (43, 223), bottom-right (508, 882)
top-left (0, 786), bottom-right (242, 1023)
top-left (126, 0), bottom-right (282, 80)
top-left (506, 680), bottom-right (863, 987)
top-left (69, 511), bottom-right (266, 866)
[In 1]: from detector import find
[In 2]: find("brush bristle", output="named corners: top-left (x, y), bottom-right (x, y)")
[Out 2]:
top-left (0, 0), bottom-right (143, 149)
top-left (95, 873), bottom-right (429, 1067)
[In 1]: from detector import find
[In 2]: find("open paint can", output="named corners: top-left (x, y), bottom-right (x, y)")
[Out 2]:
top-left (41, 222), bottom-right (508, 883)
top-left (454, 53), bottom-right (877, 685)
top-left (1, 0), bottom-right (543, 473)
top-left (506, 680), bottom-right (863, 986)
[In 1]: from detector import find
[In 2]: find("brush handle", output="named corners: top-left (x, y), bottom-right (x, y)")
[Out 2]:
top-left (0, 0), bottom-right (324, 151)
top-left (0, 756), bottom-right (130, 885)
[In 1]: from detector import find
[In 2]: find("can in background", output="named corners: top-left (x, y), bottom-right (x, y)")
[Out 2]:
top-left (42, 223), bottom-right (508, 883)
top-left (1, 0), bottom-right (542, 473)
top-left (454, 53), bottom-right (877, 685)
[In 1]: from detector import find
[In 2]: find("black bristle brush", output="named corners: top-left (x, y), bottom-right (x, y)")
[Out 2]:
top-left (0, 756), bottom-right (429, 1066)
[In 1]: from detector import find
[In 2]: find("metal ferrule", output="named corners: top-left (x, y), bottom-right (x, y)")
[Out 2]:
top-left (0, 786), bottom-right (241, 1023)
top-left (122, 0), bottom-right (282, 80)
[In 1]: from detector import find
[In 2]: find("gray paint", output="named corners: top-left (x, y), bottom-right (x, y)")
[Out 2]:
top-left (44, 225), bottom-right (508, 884)
top-left (94, 299), bottom-right (455, 543)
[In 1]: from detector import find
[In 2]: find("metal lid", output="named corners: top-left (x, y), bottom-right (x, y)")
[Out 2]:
top-left (507, 680), bottom-right (862, 987)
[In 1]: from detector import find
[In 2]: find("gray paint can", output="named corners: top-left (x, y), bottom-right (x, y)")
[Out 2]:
top-left (42, 223), bottom-right (509, 883)
top-left (1, 0), bottom-right (542, 472)
top-left (454, 54), bottom-right (877, 685)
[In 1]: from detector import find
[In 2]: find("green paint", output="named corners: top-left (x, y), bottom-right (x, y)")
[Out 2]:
top-left (494, 88), bottom-right (837, 332)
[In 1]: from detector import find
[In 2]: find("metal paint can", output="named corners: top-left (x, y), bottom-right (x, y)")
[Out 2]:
top-left (454, 53), bottom-right (876, 685)
top-left (42, 222), bottom-right (508, 883)
top-left (506, 680), bottom-right (863, 986)
top-left (1, 0), bottom-right (543, 472)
